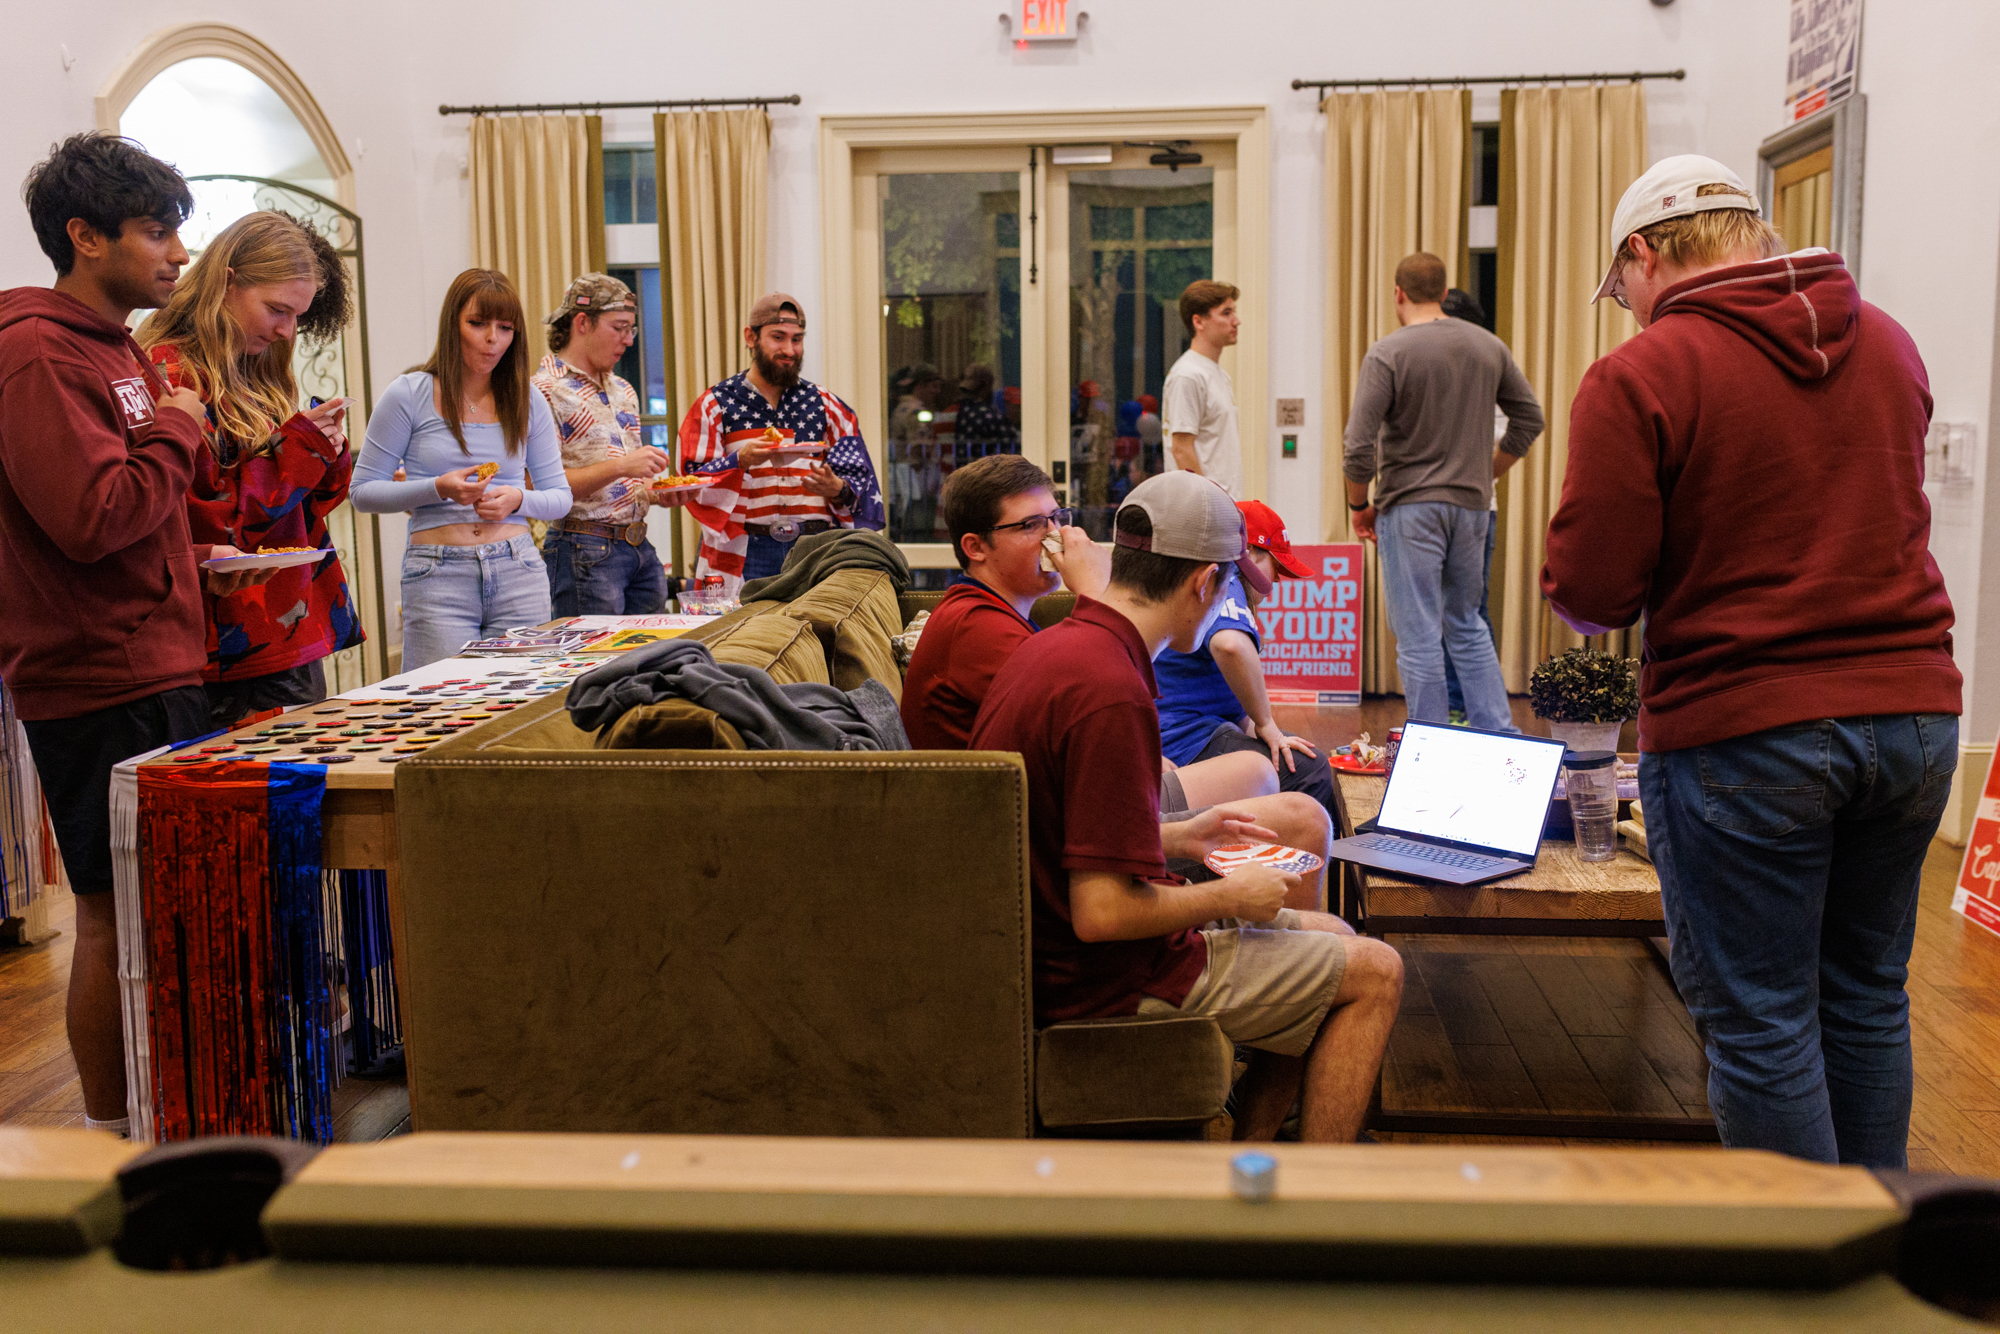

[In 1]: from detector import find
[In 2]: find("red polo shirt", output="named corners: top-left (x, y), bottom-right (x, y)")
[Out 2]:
top-left (969, 597), bottom-right (1207, 1022)
top-left (901, 580), bottom-right (1038, 750)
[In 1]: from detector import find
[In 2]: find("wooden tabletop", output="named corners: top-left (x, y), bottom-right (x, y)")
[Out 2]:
top-left (1338, 772), bottom-right (1663, 927)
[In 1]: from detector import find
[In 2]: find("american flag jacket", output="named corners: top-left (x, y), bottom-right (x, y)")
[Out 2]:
top-left (678, 370), bottom-right (884, 591)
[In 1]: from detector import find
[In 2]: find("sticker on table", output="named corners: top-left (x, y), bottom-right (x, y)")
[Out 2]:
top-left (1203, 843), bottom-right (1327, 877)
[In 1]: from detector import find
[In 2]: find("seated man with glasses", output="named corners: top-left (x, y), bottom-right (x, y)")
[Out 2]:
top-left (902, 455), bottom-right (1338, 912)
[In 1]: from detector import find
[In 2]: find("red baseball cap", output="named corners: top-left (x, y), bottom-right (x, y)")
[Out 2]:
top-left (1238, 500), bottom-right (1312, 579)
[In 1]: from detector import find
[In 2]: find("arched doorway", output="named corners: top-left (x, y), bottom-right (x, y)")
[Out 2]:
top-left (98, 26), bottom-right (389, 686)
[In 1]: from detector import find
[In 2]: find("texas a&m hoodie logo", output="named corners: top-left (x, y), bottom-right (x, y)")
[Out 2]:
top-left (111, 376), bottom-right (154, 428)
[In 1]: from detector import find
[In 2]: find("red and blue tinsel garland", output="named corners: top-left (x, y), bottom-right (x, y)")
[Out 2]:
top-left (137, 760), bottom-right (338, 1141)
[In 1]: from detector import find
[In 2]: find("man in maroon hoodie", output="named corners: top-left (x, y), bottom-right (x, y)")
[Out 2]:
top-left (0, 134), bottom-right (269, 1134)
top-left (1542, 155), bottom-right (1960, 1169)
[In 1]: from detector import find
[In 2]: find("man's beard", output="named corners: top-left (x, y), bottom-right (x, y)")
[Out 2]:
top-left (753, 346), bottom-right (801, 394)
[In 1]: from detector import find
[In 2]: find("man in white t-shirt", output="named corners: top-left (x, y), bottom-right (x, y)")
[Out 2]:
top-left (1160, 280), bottom-right (1242, 498)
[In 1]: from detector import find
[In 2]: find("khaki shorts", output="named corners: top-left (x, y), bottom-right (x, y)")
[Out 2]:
top-left (1137, 910), bottom-right (1347, 1058)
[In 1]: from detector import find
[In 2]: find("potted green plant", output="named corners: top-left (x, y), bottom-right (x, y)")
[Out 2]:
top-left (1528, 647), bottom-right (1638, 753)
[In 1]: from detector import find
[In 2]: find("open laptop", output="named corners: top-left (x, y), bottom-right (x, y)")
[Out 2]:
top-left (1326, 721), bottom-right (1567, 886)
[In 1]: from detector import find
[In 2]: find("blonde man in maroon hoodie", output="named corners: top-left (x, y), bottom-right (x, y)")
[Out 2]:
top-left (0, 134), bottom-right (270, 1136)
top-left (1542, 156), bottom-right (1960, 1169)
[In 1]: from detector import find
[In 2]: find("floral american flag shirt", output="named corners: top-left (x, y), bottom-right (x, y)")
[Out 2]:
top-left (677, 370), bottom-right (884, 589)
top-left (532, 353), bottom-right (649, 524)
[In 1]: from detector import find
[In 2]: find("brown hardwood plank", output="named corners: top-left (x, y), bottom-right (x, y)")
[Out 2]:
top-left (1907, 1070), bottom-right (2000, 1177)
top-left (1465, 954), bottom-right (1616, 1115)
top-left (1610, 1006), bottom-right (1711, 1116)
top-left (6, 1110), bottom-right (84, 1129)
top-left (1570, 1035), bottom-right (1688, 1118)
top-left (1414, 953), bottom-right (1511, 1047)
top-left (1906, 1015), bottom-right (2000, 1113)
top-left (1394, 959), bottom-right (1438, 1017)
top-left (1383, 1011), bottom-right (1478, 1113)
top-left (1453, 1044), bottom-right (1547, 1114)
top-left (1517, 954), bottom-right (1624, 1037)
top-left (332, 1077), bottom-right (414, 1144)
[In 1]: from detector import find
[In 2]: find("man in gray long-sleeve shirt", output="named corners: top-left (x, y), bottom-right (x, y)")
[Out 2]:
top-left (1342, 252), bottom-right (1543, 731)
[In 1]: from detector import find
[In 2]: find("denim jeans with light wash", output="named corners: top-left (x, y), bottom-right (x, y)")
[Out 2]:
top-left (398, 533), bottom-right (552, 670)
top-left (544, 530), bottom-right (668, 617)
top-left (1375, 501), bottom-right (1515, 731)
top-left (1640, 713), bottom-right (1957, 1168)
top-left (1444, 510), bottom-right (1498, 717)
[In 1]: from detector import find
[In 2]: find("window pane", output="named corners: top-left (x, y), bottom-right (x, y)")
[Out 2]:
top-left (634, 149), bottom-right (657, 227)
top-left (608, 265), bottom-right (644, 389)
top-left (1067, 168), bottom-right (1213, 538)
top-left (879, 172), bottom-right (1023, 546)
top-left (603, 150), bottom-right (633, 226)
top-left (639, 267), bottom-right (667, 414)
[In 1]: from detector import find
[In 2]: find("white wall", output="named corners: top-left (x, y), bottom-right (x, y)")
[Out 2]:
top-left (1854, 1), bottom-right (2000, 815)
top-left (5, 0), bottom-right (1784, 539)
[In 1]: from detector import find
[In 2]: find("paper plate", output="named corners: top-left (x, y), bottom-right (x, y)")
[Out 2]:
top-left (202, 548), bottom-right (334, 571)
top-left (648, 481), bottom-right (709, 497)
top-left (768, 444), bottom-right (827, 461)
top-left (1328, 753), bottom-right (1386, 775)
top-left (1204, 842), bottom-right (1326, 877)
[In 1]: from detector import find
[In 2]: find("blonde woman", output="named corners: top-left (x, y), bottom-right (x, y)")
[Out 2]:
top-left (139, 209), bottom-right (361, 726)
top-left (352, 270), bottom-right (569, 669)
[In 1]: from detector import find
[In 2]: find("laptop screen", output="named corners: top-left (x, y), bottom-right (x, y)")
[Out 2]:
top-left (1377, 722), bottom-right (1567, 857)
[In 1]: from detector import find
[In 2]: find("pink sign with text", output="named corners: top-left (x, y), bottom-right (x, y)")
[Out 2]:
top-left (1259, 542), bottom-right (1365, 706)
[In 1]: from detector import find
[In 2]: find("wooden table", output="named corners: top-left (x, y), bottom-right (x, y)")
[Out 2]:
top-left (1335, 771), bottom-right (1714, 1142)
top-left (1336, 771), bottom-right (1665, 938)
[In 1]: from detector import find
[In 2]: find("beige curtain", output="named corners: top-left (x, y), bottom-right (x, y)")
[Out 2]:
top-left (1491, 84), bottom-right (1647, 690)
top-left (654, 108), bottom-right (769, 428)
top-left (469, 114), bottom-right (606, 368)
top-left (1321, 88), bottom-right (1470, 693)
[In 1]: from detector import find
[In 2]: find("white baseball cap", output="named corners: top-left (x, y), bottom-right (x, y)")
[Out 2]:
top-left (1593, 154), bottom-right (1763, 305)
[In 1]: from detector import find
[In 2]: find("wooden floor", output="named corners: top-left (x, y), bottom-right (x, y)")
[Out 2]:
top-left (3, 697), bottom-right (1995, 1172)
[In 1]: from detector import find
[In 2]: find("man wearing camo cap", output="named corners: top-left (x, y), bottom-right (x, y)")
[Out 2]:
top-left (534, 272), bottom-right (677, 615)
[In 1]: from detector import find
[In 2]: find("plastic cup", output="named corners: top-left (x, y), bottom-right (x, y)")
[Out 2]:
top-left (1562, 750), bottom-right (1620, 863)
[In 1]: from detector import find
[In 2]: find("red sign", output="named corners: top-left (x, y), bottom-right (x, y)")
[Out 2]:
top-left (1259, 543), bottom-right (1365, 706)
top-left (1020, 0), bottom-right (1071, 41)
top-left (1954, 740), bottom-right (2000, 939)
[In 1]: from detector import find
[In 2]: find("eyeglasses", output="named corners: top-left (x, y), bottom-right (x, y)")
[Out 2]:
top-left (986, 507), bottom-right (1073, 537)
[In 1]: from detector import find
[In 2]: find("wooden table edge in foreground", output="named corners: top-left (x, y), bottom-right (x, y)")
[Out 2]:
top-left (1, 1127), bottom-right (1907, 1290)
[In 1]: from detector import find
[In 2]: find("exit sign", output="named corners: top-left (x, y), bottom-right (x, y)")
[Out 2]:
top-left (1020, 0), bottom-right (1074, 42)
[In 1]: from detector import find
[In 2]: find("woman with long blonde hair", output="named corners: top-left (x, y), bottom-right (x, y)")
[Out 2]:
top-left (139, 209), bottom-right (362, 726)
top-left (351, 270), bottom-right (569, 669)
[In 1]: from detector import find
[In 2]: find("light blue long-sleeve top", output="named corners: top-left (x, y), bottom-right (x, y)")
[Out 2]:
top-left (351, 372), bottom-right (572, 530)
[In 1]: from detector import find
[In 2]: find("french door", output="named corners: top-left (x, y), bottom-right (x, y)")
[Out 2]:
top-left (828, 112), bottom-right (1265, 573)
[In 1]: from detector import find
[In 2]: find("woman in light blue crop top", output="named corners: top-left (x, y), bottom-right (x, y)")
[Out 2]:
top-left (353, 269), bottom-right (573, 669)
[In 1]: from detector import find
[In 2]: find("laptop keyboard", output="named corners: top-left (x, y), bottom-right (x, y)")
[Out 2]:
top-left (1350, 833), bottom-right (1507, 871)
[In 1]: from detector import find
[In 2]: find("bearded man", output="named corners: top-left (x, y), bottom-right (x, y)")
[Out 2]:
top-left (678, 292), bottom-right (884, 590)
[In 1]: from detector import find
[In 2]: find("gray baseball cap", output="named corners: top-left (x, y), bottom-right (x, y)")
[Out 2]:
top-left (1114, 471), bottom-right (1273, 598)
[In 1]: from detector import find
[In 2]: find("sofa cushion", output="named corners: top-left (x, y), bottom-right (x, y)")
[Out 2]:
top-left (1035, 1015), bottom-right (1234, 1131)
top-left (781, 568), bottom-right (904, 699)
top-left (691, 606), bottom-right (829, 684)
top-left (596, 698), bottom-right (747, 750)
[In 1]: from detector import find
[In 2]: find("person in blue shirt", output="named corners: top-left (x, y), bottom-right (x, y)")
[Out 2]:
top-left (1155, 500), bottom-right (1339, 822)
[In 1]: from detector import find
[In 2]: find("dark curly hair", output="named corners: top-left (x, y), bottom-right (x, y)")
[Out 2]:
top-left (22, 133), bottom-right (192, 275)
top-left (290, 213), bottom-right (353, 344)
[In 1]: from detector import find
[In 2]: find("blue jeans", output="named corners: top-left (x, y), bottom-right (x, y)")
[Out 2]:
top-left (1376, 501), bottom-right (1514, 731)
top-left (544, 529), bottom-right (668, 616)
top-left (1444, 510), bottom-right (1498, 717)
top-left (742, 531), bottom-right (795, 581)
top-left (399, 533), bottom-right (552, 670)
top-left (1640, 713), bottom-right (1957, 1167)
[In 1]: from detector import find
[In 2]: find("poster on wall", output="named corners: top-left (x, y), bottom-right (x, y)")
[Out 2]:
top-left (1260, 543), bottom-right (1365, 707)
top-left (1953, 740), bottom-right (2000, 940)
top-left (1786, 0), bottom-right (1863, 123)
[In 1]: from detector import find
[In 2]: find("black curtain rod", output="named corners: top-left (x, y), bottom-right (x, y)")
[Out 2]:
top-left (438, 95), bottom-right (802, 116)
top-left (1292, 70), bottom-right (1685, 93)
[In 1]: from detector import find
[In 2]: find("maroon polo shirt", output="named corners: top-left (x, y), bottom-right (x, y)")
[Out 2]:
top-left (901, 580), bottom-right (1039, 750)
top-left (969, 596), bottom-right (1207, 1023)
